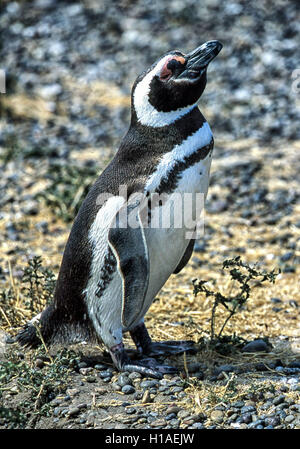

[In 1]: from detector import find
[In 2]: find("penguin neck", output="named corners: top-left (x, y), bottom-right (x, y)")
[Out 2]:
top-left (129, 105), bottom-right (207, 141)
top-left (117, 106), bottom-right (210, 167)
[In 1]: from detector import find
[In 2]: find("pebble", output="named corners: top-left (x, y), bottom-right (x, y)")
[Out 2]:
top-left (150, 419), bottom-right (167, 428)
top-left (98, 370), bottom-right (113, 379)
top-left (141, 390), bottom-right (152, 404)
top-left (140, 379), bottom-right (159, 389)
top-left (79, 367), bottom-right (93, 376)
top-left (285, 415), bottom-right (295, 423)
top-left (128, 372), bottom-right (142, 380)
top-left (35, 358), bottom-right (45, 369)
top-left (67, 407), bottom-right (81, 418)
top-left (166, 405), bottom-right (180, 415)
top-left (94, 364), bottom-right (109, 370)
top-left (177, 410), bottom-right (190, 419)
top-left (240, 405), bottom-right (256, 414)
top-left (242, 339), bottom-right (269, 353)
top-left (117, 374), bottom-right (132, 387)
top-left (272, 395), bottom-right (286, 406)
top-left (121, 385), bottom-right (135, 394)
top-left (210, 410), bottom-right (224, 423)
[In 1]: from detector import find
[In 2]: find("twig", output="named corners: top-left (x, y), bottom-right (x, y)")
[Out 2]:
top-left (0, 305), bottom-right (12, 327)
top-left (33, 323), bottom-right (54, 364)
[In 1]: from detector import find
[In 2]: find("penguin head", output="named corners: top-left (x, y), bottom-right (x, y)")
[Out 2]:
top-left (132, 40), bottom-right (222, 127)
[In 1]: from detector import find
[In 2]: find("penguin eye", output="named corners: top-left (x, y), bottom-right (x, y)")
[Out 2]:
top-left (188, 71), bottom-right (200, 79)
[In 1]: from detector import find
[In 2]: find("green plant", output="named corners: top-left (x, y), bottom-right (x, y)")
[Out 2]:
top-left (0, 256), bottom-right (56, 330)
top-left (22, 256), bottom-right (56, 312)
top-left (193, 256), bottom-right (280, 341)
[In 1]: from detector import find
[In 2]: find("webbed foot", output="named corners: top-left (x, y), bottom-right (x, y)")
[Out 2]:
top-left (130, 322), bottom-right (196, 356)
top-left (143, 340), bottom-right (196, 357)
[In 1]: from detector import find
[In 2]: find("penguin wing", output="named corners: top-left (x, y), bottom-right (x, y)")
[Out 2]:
top-left (108, 194), bottom-right (149, 329)
top-left (173, 238), bottom-right (195, 274)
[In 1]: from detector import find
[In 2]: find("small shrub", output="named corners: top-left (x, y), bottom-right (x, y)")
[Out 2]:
top-left (193, 256), bottom-right (280, 341)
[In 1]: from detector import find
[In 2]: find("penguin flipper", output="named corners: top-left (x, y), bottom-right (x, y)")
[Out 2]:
top-left (173, 238), bottom-right (195, 274)
top-left (108, 197), bottom-right (149, 329)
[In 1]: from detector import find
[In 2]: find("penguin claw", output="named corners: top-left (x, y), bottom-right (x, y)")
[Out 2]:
top-left (144, 340), bottom-right (196, 356)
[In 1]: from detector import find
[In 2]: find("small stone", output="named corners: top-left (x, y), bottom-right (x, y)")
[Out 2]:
top-left (67, 407), bottom-right (80, 417)
top-left (288, 361), bottom-right (300, 369)
top-left (94, 387), bottom-right (107, 395)
top-left (9, 385), bottom-right (19, 395)
top-left (242, 339), bottom-right (269, 353)
top-left (192, 422), bottom-right (205, 429)
top-left (232, 401), bottom-right (245, 408)
top-left (264, 416), bottom-right (280, 427)
top-left (169, 418), bottom-right (180, 427)
top-left (86, 376), bottom-right (97, 383)
top-left (99, 370), bottom-right (113, 379)
top-left (241, 413), bottom-right (252, 424)
top-left (177, 409), bottom-right (190, 419)
top-left (166, 405), bottom-right (180, 415)
top-left (23, 200), bottom-right (39, 216)
top-left (273, 395), bottom-right (286, 406)
top-left (66, 388), bottom-right (80, 397)
top-left (166, 413), bottom-right (177, 421)
top-left (270, 297), bottom-right (282, 304)
top-left (125, 408), bottom-right (136, 415)
top-left (77, 362), bottom-right (88, 369)
top-left (171, 386), bottom-right (184, 393)
top-left (128, 372), bottom-right (142, 380)
top-left (150, 418), bottom-right (167, 427)
top-left (121, 385), bottom-right (135, 394)
top-left (94, 363), bottom-right (108, 370)
top-left (79, 367), bottom-right (93, 375)
top-left (240, 405), bottom-right (256, 414)
top-left (141, 390), bottom-right (152, 404)
top-left (35, 358), bottom-right (45, 369)
top-left (140, 379), bottom-right (159, 389)
top-left (118, 374), bottom-right (132, 387)
top-left (210, 410), bottom-right (224, 423)
top-left (285, 415), bottom-right (295, 423)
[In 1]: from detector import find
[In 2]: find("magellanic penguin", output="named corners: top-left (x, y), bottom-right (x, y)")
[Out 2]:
top-left (17, 40), bottom-right (223, 378)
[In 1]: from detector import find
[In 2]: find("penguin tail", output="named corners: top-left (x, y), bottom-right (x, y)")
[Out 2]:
top-left (16, 303), bottom-right (98, 348)
top-left (16, 305), bottom-right (55, 348)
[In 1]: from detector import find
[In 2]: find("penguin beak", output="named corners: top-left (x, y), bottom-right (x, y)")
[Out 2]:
top-left (177, 40), bottom-right (223, 80)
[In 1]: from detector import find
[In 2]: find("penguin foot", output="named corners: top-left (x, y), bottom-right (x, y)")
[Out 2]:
top-left (109, 342), bottom-right (177, 379)
top-left (130, 322), bottom-right (196, 356)
top-left (143, 340), bottom-right (197, 357)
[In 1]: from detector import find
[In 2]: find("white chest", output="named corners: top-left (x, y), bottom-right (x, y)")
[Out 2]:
top-left (144, 121), bottom-right (213, 195)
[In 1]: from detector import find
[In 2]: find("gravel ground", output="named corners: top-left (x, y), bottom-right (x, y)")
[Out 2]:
top-left (0, 0), bottom-right (299, 430)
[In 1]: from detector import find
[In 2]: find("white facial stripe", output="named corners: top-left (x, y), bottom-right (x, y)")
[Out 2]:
top-left (133, 55), bottom-right (196, 127)
top-left (144, 121), bottom-right (213, 192)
